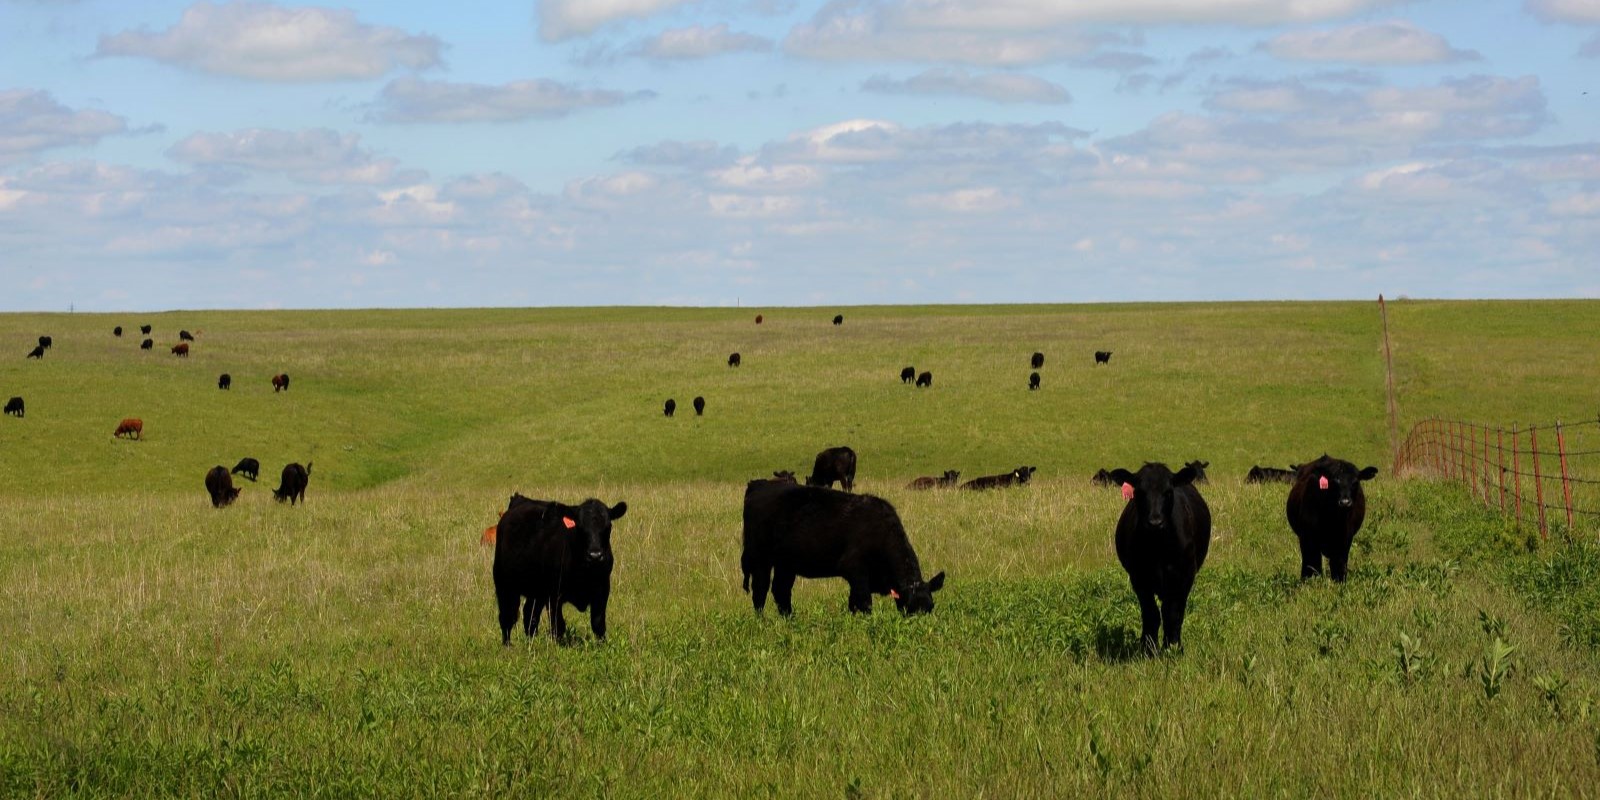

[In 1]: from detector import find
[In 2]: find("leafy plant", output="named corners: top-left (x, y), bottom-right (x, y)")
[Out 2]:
top-left (1392, 633), bottom-right (1429, 684)
top-left (1477, 638), bottom-right (1517, 701)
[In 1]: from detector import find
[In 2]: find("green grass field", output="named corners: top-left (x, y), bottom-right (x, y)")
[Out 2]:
top-left (1, 301), bottom-right (1598, 797)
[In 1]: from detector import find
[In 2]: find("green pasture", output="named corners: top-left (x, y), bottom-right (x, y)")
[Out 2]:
top-left (0, 301), bottom-right (1597, 797)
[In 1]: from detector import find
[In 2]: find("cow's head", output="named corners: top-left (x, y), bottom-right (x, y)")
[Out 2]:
top-left (549, 499), bottom-right (627, 565)
top-left (772, 470), bottom-right (797, 484)
top-left (1109, 463), bottom-right (1197, 530)
top-left (1184, 460), bottom-right (1210, 481)
top-left (941, 470), bottom-right (961, 484)
top-left (893, 571), bottom-right (946, 615)
top-left (1308, 457), bottom-right (1378, 508)
top-left (1013, 466), bottom-right (1038, 484)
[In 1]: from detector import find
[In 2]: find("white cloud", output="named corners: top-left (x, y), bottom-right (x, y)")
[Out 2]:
top-left (884, 0), bottom-right (1413, 27)
top-left (1549, 192), bottom-right (1600, 216)
top-left (907, 186), bottom-right (1019, 213)
top-left (862, 68), bottom-right (1071, 104)
top-left (0, 90), bottom-right (128, 164)
top-left (784, 3), bottom-right (1115, 65)
top-left (167, 128), bottom-right (422, 184)
top-left (1264, 20), bottom-right (1480, 64)
top-left (370, 77), bottom-right (650, 123)
top-left (1527, 0), bottom-right (1600, 23)
top-left (627, 24), bottom-right (772, 59)
top-left (712, 158), bottom-right (820, 189)
top-left (539, 0), bottom-right (696, 41)
top-left (95, 1), bottom-right (442, 82)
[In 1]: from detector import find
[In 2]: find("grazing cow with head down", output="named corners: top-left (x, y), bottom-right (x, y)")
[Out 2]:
top-left (1110, 462), bottom-right (1211, 654)
top-left (171, 342), bottom-right (189, 357)
top-left (231, 458), bottom-right (260, 482)
top-left (961, 466), bottom-right (1036, 490)
top-left (1184, 460), bottom-right (1210, 483)
top-left (140, 338), bottom-right (153, 350)
top-left (832, 314), bottom-right (843, 325)
top-left (1095, 351), bottom-right (1113, 365)
top-left (1287, 455), bottom-right (1378, 582)
top-left (663, 398), bottom-right (676, 417)
top-left (493, 495), bottom-right (626, 644)
top-left (26, 346), bottom-right (43, 360)
top-left (1031, 352), bottom-right (1044, 369)
top-left (900, 366), bottom-right (915, 384)
top-left (693, 396), bottom-right (705, 416)
top-left (806, 446), bottom-right (857, 492)
top-left (915, 371), bottom-right (933, 388)
top-left (741, 481), bottom-right (944, 616)
top-left (272, 462), bottom-right (312, 505)
top-left (907, 470), bottom-right (960, 490)
top-left (38, 336), bottom-right (52, 350)
top-left (114, 326), bottom-right (123, 337)
top-left (140, 325), bottom-right (152, 335)
top-left (4, 397), bottom-right (22, 418)
top-left (205, 466), bottom-right (241, 508)
top-left (218, 373), bottom-right (231, 390)
top-left (179, 330), bottom-right (194, 342)
top-left (272, 373), bottom-right (290, 392)
top-left (1029, 372), bottom-right (1040, 390)
top-left (114, 418), bottom-right (143, 439)
top-left (728, 352), bottom-right (741, 368)
top-left (1246, 465), bottom-right (1298, 484)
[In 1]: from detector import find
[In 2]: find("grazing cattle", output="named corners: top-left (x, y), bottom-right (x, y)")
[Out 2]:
top-left (1029, 372), bottom-right (1040, 390)
top-left (205, 466), bottom-right (241, 508)
top-left (900, 366), bottom-right (915, 384)
top-left (663, 398), bottom-right (676, 417)
top-left (26, 346), bottom-right (43, 359)
top-left (832, 314), bottom-right (843, 325)
top-left (1184, 460), bottom-right (1210, 483)
top-left (1095, 351), bottom-right (1113, 365)
top-left (179, 330), bottom-right (194, 342)
top-left (693, 396), bottom-right (705, 416)
top-left (171, 342), bottom-right (189, 357)
top-left (1246, 465), bottom-right (1299, 484)
top-left (769, 470), bottom-right (798, 484)
top-left (1287, 455), bottom-right (1378, 582)
top-left (1110, 462), bottom-right (1212, 654)
top-left (114, 326), bottom-right (123, 337)
top-left (493, 495), bottom-right (626, 644)
top-left (961, 466), bottom-right (1037, 490)
top-left (271, 373), bottom-right (290, 392)
top-left (4, 397), bottom-right (22, 418)
top-left (272, 462), bottom-right (312, 505)
top-left (907, 470), bottom-right (960, 490)
top-left (728, 352), bottom-right (741, 368)
top-left (139, 325), bottom-right (152, 335)
top-left (1031, 352), bottom-right (1044, 369)
top-left (755, 314), bottom-right (763, 324)
top-left (231, 458), bottom-right (260, 482)
top-left (38, 336), bottom-right (52, 350)
top-left (806, 446), bottom-right (857, 492)
top-left (1092, 469), bottom-right (1117, 486)
top-left (113, 418), bottom-right (143, 439)
top-left (742, 481), bottom-right (944, 616)
top-left (915, 371), bottom-right (933, 388)
top-left (218, 373), bottom-right (231, 390)
top-left (140, 339), bottom-right (154, 350)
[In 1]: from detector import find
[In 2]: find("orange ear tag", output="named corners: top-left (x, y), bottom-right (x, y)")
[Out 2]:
top-left (562, 517), bottom-right (576, 529)
top-left (1121, 483), bottom-right (1134, 501)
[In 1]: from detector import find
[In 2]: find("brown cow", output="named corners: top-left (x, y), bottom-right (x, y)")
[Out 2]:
top-left (272, 373), bottom-right (290, 392)
top-left (907, 470), bottom-right (961, 490)
top-left (114, 418), bottom-right (143, 439)
top-left (171, 342), bottom-right (190, 356)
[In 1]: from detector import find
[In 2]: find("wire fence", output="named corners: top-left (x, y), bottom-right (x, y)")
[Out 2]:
top-left (1394, 416), bottom-right (1600, 540)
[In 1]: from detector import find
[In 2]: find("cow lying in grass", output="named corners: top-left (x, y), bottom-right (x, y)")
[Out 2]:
top-left (961, 466), bottom-right (1036, 490)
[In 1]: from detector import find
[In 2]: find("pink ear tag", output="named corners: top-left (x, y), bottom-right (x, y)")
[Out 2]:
top-left (1121, 483), bottom-right (1134, 501)
top-left (889, 589), bottom-right (900, 600)
top-left (562, 517), bottom-right (576, 529)
top-left (1318, 476), bottom-right (1330, 490)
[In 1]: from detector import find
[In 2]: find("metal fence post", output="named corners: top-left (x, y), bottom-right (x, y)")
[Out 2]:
top-left (1557, 421), bottom-right (1574, 531)
top-left (1496, 427), bottom-right (1505, 512)
top-left (1531, 425), bottom-right (1548, 540)
top-left (1512, 424), bottom-right (1522, 524)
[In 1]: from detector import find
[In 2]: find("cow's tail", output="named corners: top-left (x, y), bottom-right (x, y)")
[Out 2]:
top-left (305, 462), bottom-right (314, 476)
top-left (742, 571), bottom-right (750, 593)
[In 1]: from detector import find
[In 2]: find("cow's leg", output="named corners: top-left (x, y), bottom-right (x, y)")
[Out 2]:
top-left (750, 568), bottom-right (772, 615)
top-left (771, 569), bottom-right (797, 617)
top-left (842, 475), bottom-right (853, 492)
top-left (1160, 574), bottom-right (1195, 652)
top-left (549, 597), bottom-right (567, 640)
top-left (524, 595), bottom-right (544, 637)
top-left (1297, 535), bottom-right (1322, 580)
top-left (590, 594), bottom-right (608, 641)
top-left (1328, 536), bottom-right (1353, 583)
top-left (845, 572), bottom-right (872, 614)
top-left (1130, 575), bottom-right (1161, 656)
top-left (497, 589), bottom-right (520, 646)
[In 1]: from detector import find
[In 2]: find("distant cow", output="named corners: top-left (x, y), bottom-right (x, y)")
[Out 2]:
top-left (272, 373), bottom-right (290, 392)
top-left (728, 352), bottom-right (741, 368)
top-left (900, 366), bottom-right (915, 384)
top-left (114, 326), bottom-right (123, 337)
top-left (4, 397), bottom-right (22, 418)
top-left (272, 462), bottom-right (312, 505)
top-left (1246, 465), bottom-right (1298, 484)
top-left (755, 314), bottom-right (763, 324)
top-left (218, 373), bottom-right (231, 390)
top-left (1095, 351), bottom-right (1112, 365)
top-left (26, 346), bottom-right (43, 359)
top-left (806, 446), bottom-right (857, 492)
top-left (113, 418), bottom-right (143, 439)
top-left (1092, 469), bottom-right (1117, 486)
top-left (1031, 352), bottom-right (1044, 369)
top-left (231, 458), bottom-right (260, 482)
top-left (1287, 455), bottom-right (1378, 582)
top-left (205, 466), bottom-right (241, 508)
top-left (171, 342), bottom-right (189, 357)
top-left (741, 481), bottom-right (944, 616)
top-left (693, 396), bottom-right (705, 416)
top-left (179, 330), bottom-right (194, 342)
top-left (961, 466), bottom-right (1037, 490)
top-left (664, 398), bottom-right (676, 417)
top-left (907, 470), bottom-right (960, 490)
top-left (1029, 372), bottom-right (1040, 390)
top-left (832, 314), bottom-right (843, 326)
top-left (38, 336), bottom-right (52, 350)
top-left (1110, 462), bottom-right (1211, 654)
top-left (493, 494), bottom-right (627, 644)
top-left (140, 338), bottom-right (154, 350)
top-left (139, 325), bottom-right (152, 335)
top-left (1184, 460), bottom-right (1210, 483)
top-left (915, 371), bottom-right (932, 388)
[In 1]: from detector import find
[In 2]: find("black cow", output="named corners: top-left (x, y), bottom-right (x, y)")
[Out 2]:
top-left (907, 470), bottom-right (960, 490)
top-left (1110, 462), bottom-right (1211, 655)
top-left (231, 458), bottom-right (260, 482)
top-left (218, 373), bottom-right (231, 390)
top-left (1092, 468), bottom-right (1117, 486)
top-left (179, 330), bottom-right (194, 342)
top-left (741, 481), bottom-right (944, 616)
top-left (26, 346), bottom-right (43, 359)
top-left (900, 366), bottom-right (916, 384)
top-left (664, 398), bottom-right (676, 417)
top-left (272, 374), bottom-right (290, 392)
top-left (4, 397), bottom-right (22, 418)
top-left (140, 338), bottom-right (154, 350)
top-left (755, 314), bottom-right (763, 324)
top-left (806, 446), bottom-right (857, 492)
top-left (1246, 465), bottom-right (1299, 484)
top-left (1029, 372), bottom-right (1040, 390)
top-left (728, 352), bottom-right (741, 368)
top-left (1095, 351), bottom-right (1113, 365)
top-left (493, 495), bottom-right (627, 644)
top-left (114, 326), bottom-right (123, 337)
top-left (832, 314), bottom-right (843, 325)
top-left (140, 325), bottom-right (152, 335)
top-left (915, 371), bottom-right (933, 388)
top-left (38, 336), bottom-right (52, 350)
top-left (205, 466), bottom-right (241, 508)
top-left (1287, 455), bottom-right (1377, 582)
top-left (1031, 352), bottom-right (1044, 369)
top-left (769, 470), bottom-right (798, 484)
top-left (961, 466), bottom-right (1037, 490)
top-left (693, 396), bottom-right (705, 416)
top-left (272, 462), bottom-right (312, 505)
top-left (1184, 460), bottom-right (1210, 483)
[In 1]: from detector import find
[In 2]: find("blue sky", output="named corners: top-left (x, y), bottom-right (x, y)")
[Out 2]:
top-left (3, 0), bottom-right (1598, 311)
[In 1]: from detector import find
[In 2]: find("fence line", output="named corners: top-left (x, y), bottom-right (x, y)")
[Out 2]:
top-left (1395, 416), bottom-right (1600, 540)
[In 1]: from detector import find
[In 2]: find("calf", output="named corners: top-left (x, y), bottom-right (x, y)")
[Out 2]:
top-left (179, 330), bottom-right (195, 342)
top-left (38, 336), bottom-right (52, 350)
top-left (663, 398), bottom-right (676, 417)
top-left (1095, 351), bottom-right (1112, 365)
top-left (231, 457), bottom-right (260, 482)
top-left (915, 371), bottom-right (933, 388)
top-left (114, 326), bottom-right (123, 337)
top-left (693, 396), bottom-right (705, 416)
top-left (741, 481), bottom-right (944, 616)
top-left (907, 470), bottom-right (960, 490)
top-left (1031, 352), bottom-right (1044, 369)
top-left (832, 314), bottom-right (843, 325)
top-left (272, 462), bottom-right (312, 505)
top-left (1110, 462), bottom-right (1211, 654)
top-left (171, 342), bottom-right (189, 357)
top-left (113, 418), bottom-right (143, 439)
top-left (26, 345), bottom-right (43, 359)
top-left (139, 325), bottom-right (152, 335)
top-left (1184, 460), bottom-right (1210, 483)
top-left (1246, 465), bottom-right (1298, 484)
top-left (140, 338), bottom-right (154, 350)
top-left (4, 396), bottom-right (22, 418)
top-left (900, 366), bottom-right (915, 384)
top-left (728, 352), bottom-right (741, 368)
top-left (272, 373), bottom-right (290, 392)
top-left (205, 466), bottom-right (241, 508)
top-left (806, 446), bottom-right (857, 492)
top-left (1287, 455), bottom-right (1378, 582)
top-left (482, 494), bottom-right (543, 548)
top-left (493, 495), bottom-right (626, 644)
top-left (218, 373), bottom-right (231, 390)
top-left (961, 466), bottom-right (1037, 490)
top-left (1029, 372), bottom-right (1040, 390)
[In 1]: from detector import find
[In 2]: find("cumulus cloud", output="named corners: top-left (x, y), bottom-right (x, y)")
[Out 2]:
top-left (167, 128), bottom-right (423, 185)
top-left (0, 90), bottom-right (128, 164)
top-left (785, 2), bottom-right (1118, 65)
top-left (861, 68), bottom-right (1071, 104)
top-left (883, 0), bottom-right (1413, 27)
top-left (626, 23), bottom-right (772, 59)
top-left (1263, 20), bottom-right (1480, 64)
top-left (369, 77), bottom-right (651, 123)
top-left (1526, 0), bottom-right (1600, 23)
top-left (95, 2), bottom-right (442, 82)
top-left (539, 0), bottom-right (696, 41)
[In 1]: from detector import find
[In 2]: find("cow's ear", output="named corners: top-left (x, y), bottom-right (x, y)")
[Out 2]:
top-left (1109, 469), bottom-right (1135, 486)
top-left (1173, 467), bottom-right (1197, 487)
top-left (608, 501), bottom-right (628, 520)
top-left (1358, 466), bottom-right (1378, 481)
top-left (927, 572), bottom-right (945, 592)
